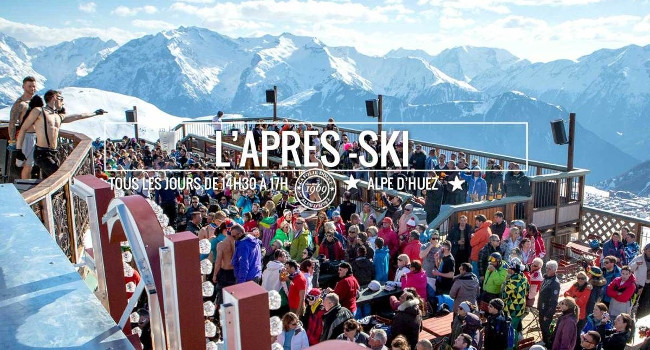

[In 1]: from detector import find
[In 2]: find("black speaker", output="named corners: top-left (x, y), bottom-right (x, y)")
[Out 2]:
top-left (125, 110), bottom-right (136, 123)
top-left (550, 119), bottom-right (568, 145)
top-left (265, 89), bottom-right (275, 103)
top-left (365, 99), bottom-right (378, 117)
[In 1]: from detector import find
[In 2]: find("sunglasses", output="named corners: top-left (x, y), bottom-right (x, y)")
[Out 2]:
top-left (431, 237), bottom-right (440, 241)
top-left (404, 209), bottom-right (412, 211)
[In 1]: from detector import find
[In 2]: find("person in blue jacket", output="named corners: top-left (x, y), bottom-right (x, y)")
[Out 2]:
top-left (231, 224), bottom-right (262, 284)
top-left (601, 232), bottom-right (625, 266)
top-left (236, 189), bottom-right (260, 215)
top-left (373, 237), bottom-right (389, 283)
top-left (461, 167), bottom-right (488, 203)
top-left (581, 302), bottom-right (613, 335)
top-left (602, 256), bottom-right (622, 305)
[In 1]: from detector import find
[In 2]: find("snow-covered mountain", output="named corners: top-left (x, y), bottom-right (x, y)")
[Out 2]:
top-left (430, 46), bottom-right (528, 83)
top-left (596, 160), bottom-right (650, 197)
top-left (73, 28), bottom-right (481, 117)
top-left (0, 33), bottom-right (44, 107)
top-left (30, 37), bottom-right (119, 89)
top-left (76, 27), bottom-right (265, 117)
top-left (471, 44), bottom-right (650, 157)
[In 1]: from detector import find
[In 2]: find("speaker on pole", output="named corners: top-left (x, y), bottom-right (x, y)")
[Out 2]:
top-left (265, 89), bottom-right (275, 103)
top-left (365, 99), bottom-right (378, 118)
top-left (550, 119), bottom-right (568, 145)
top-left (125, 110), bottom-right (136, 123)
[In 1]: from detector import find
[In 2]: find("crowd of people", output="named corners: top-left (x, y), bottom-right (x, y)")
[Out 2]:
top-left (9, 78), bottom-right (650, 350)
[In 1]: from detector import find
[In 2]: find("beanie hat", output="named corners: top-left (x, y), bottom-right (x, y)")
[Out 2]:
top-left (508, 257), bottom-right (525, 273)
top-left (407, 217), bottom-right (416, 227)
top-left (589, 266), bottom-right (603, 277)
top-left (489, 298), bottom-right (505, 311)
top-left (382, 217), bottom-right (393, 224)
top-left (459, 301), bottom-right (472, 313)
top-left (308, 288), bottom-right (322, 297)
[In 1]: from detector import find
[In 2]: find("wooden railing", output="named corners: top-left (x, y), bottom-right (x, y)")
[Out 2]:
top-left (0, 126), bottom-right (94, 264)
top-left (581, 206), bottom-right (650, 245)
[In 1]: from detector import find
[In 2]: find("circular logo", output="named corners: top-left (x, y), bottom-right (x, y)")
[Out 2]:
top-left (294, 169), bottom-right (337, 210)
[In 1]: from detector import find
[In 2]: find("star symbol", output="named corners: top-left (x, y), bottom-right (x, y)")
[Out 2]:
top-left (343, 175), bottom-right (360, 190)
top-left (449, 175), bottom-right (465, 192)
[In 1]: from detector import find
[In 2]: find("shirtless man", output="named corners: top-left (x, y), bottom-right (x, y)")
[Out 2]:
top-left (15, 90), bottom-right (106, 177)
top-left (212, 225), bottom-right (236, 304)
top-left (8, 76), bottom-right (37, 179)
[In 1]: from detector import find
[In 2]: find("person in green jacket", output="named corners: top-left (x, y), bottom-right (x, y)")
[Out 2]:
top-left (290, 218), bottom-right (311, 260)
top-left (482, 252), bottom-right (507, 303)
top-left (273, 221), bottom-right (293, 248)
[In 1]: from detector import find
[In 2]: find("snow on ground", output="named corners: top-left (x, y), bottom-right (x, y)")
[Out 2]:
top-left (585, 185), bottom-right (609, 197)
top-left (0, 87), bottom-right (186, 140)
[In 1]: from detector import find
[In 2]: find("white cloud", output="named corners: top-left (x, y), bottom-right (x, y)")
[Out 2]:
top-left (180, 0), bottom-right (215, 3)
top-left (169, 0), bottom-right (407, 27)
top-left (418, 0), bottom-right (510, 14)
top-left (504, 0), bottom-right (605, 5)
top-left (0, 17), bottom-right (140, 47)
top-left (635, 14), bottom-right (650, 32)
top-left (78, 2), bottom-right (97, 13)
top-left (113, 5), bottom-right (158, 17)
top-left (131, 20), bottom-right (176, 30)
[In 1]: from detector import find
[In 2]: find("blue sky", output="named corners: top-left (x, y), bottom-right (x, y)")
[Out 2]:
top-left (1, 0), bottom-right (649, 62)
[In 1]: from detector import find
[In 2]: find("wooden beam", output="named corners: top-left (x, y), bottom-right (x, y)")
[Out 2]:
top-left (554, 178), bottom-right (561, 236)
top-left (63, 181), bottom-right (77, 264)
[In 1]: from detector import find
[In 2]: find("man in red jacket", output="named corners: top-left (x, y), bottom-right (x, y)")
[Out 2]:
top-left (403, 230), bottom-right (423, 263)
top-left (286, 260), bottom-right (308, 316)
top-left (326, 262), bottom-right (360, 314)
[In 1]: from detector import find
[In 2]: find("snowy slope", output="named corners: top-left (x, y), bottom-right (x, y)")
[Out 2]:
top-left (385, 48), bottom-right (435, 62)
top-left (0, 87), bottom-right (185, 140)
top-left (30, 37), bottom-right (118, 89)
top-left (0, 33), bottom-right (44, 107)
top-left (77, 27), bottom-right (265, 117)
top-left (596, 160), bottom-right (650, 197)
top-left (430, 46), bottom-right (527, 83)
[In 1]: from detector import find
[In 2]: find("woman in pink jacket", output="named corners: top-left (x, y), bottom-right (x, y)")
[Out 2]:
top-left (400, 260), bottom-right (428, 299)
top-left (607, 266), bottom-right (637, 317)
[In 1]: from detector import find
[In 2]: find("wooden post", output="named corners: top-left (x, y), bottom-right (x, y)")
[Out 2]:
top-left (273, 85), bottom-right (278, 122)
top-left (133, 106), bottom-right (139, 141)
top-left (63, 181), bottom-right (77, 264)
top-left (378, 94), bottom-right (383, 137)
top-left (526, 181), bottom-right (536, 223)
top-left (567, 113), bottom-right (576, 172)
top-left (554, 178), bottom-right (561, 235)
